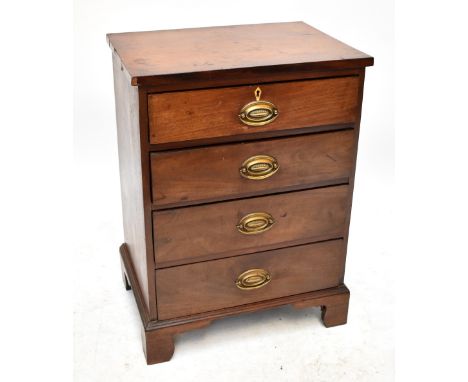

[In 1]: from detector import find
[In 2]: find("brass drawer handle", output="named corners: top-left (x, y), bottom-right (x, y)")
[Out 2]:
top-left (236, 269), bottom-right (271, 290)
top-left (239, 87), bottom-right (278, 126)
top-left (237, 212), bottom-right (275, 235)
top-left (240, 154), bottom-right (279, 180)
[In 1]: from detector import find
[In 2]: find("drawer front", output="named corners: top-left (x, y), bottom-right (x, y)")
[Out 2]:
top-left (148, 76), bottom-right (360, 145)
top-left (151, 130), bottom-right (355, 208)
top-left (156, 239), bottom-right (345, 319)
top-left (153, 185), bottom-right (348, 267)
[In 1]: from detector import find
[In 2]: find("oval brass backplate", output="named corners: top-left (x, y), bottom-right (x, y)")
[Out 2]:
top-left (236, 212), bottom-right (275, 235)
top-left (236, 268), bottom-right (271, 290)
top-left (238, 87), bottom-right (278, 126)
top-left (239, 154), bottom-right (279, 180)
top-left (239, 101), bottom-right (278, 126)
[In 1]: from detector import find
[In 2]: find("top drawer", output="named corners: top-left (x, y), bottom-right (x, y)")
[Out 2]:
top-left (148, 76), bottom-right (360, 145)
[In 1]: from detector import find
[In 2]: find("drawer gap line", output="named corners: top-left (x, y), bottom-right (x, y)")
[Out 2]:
top-left (154, 236), bottom-right (344, 270)
top-left (145, 74), bottom-right (360, 96)
top-left (152, 181), bottom-right (350, 212)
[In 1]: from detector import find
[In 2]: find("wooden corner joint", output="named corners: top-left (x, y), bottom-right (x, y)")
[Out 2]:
top-left (293, 285), bottom-right (350, 328)
top-left (122, 241), bottom-right (350, 364)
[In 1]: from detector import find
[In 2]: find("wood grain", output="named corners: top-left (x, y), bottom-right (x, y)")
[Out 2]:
top-left (120, 243), bottom-right (150, 326)
top-left (141, 68), bottom-right (363, 96)
top-left (112, 54), bottom-right (152, 312)
top-left (156, 240), bottom-right (345, 319)
top-left (122, 239), bottom-right (349, 327)
top-left (148, 76), bottom-right (360, 144)
top-left (148, 123), bottom-right (354, 152)
top-left (338, 69), bottom-right (366, 285)
top-left (110, 22), bottom-right (372, 364)
top-left (107, 22), bottom-right (373, 87)
top-left (153, 185), bottom-right (349, 267)
top-left (151, 130), bottom-right (355, 208)
top-left (122, 241), bottom-right (350, 364)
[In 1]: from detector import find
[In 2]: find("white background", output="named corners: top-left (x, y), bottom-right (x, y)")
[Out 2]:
top-left (1, 0), bottom-right (467, 381)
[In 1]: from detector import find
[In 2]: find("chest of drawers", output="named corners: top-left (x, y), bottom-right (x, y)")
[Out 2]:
top-left (107, 21), bottom-right (373, 364)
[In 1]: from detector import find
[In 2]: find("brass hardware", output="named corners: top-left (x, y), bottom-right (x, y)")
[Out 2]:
top-left (239, 87), bottom-right (279, 126)
top-left (240, 154), bottom-right (279, 180)
top-left (255, 87), bottom-right (262, 101)
top-left (236, 268), bottom-right (271, 290)
top-left (236, 212), bottom-right (275, 235)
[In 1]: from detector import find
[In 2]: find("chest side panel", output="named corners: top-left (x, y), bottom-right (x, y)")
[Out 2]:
top-left (113, 54), bottom-right (155, 317)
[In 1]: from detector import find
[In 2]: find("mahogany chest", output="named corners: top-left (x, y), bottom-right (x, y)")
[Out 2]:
top-left (107, 22), bottom-right (373, 364)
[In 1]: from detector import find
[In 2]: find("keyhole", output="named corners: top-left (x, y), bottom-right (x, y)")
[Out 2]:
top-left (255, 87), bottom-right (262, 101)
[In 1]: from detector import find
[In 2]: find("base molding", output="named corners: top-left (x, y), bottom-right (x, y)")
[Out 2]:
top-left (120, 243), bottom-right (350, 365)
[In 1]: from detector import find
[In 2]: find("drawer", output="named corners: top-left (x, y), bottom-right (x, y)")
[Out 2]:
top-left (148, 76), bottom-right (360, 145)
top-left (151, 130), bottom-right (355, 208)
top-left (156, 239), bottom-right (345, 320)
top-left (153, 185), bottom-right (348, 267)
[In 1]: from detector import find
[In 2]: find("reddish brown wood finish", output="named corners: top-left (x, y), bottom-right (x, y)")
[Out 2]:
top-left (122, 242), bottom-right (350, 364)
top-left (156, 240), bottom-right (345, 319)
top-left (110, 22), bottom-right (372, 365)
top-left (153, 185), bottom-right (349, 267)
top-left (107, 22), bottom-right (373, 87)
top-left (142, 69), bottom-right (362, 97)
top-left (141, 320), bottom-right (213, 364)
top-left (321, 302), bottom-right (350, 327)
top-left (112, 55), bottom-right (155, 314)
top-left (148, 123), bottom-right (354, 152)
top-left (293, 287), bottom-right (350, 327)
top-left (148, 76), bottom-right (359, 145)
top-left (151, 130), bottom-right (355, 208)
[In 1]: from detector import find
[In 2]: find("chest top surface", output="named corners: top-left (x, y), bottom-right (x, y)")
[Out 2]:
top-left (107, 22), bottom-right (373, 86)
